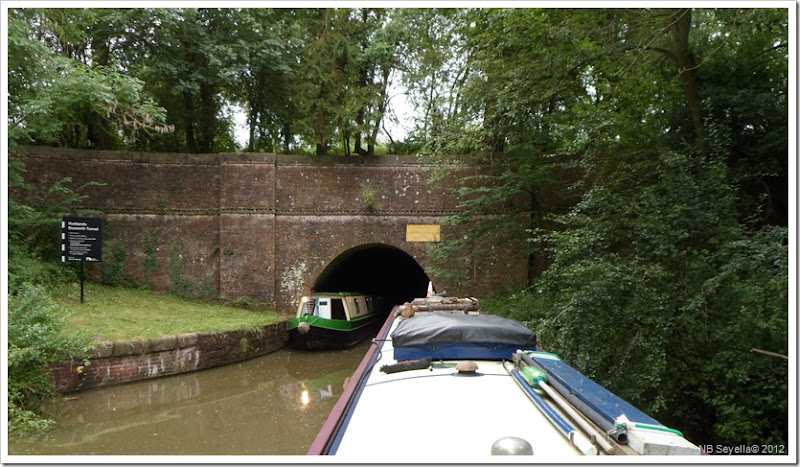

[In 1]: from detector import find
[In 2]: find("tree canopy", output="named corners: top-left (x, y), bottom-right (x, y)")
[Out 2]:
top-left (413, 8), bottom-right (789, 448)
top-left (7, 7), bottom-right (409, 155)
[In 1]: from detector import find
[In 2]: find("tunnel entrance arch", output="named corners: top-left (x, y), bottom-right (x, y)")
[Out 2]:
top-left (312, 244), bottom-right (430, 309)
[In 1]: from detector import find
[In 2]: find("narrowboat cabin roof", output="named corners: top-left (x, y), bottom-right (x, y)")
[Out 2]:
top-left (303, 291), bottom-right (367, 297)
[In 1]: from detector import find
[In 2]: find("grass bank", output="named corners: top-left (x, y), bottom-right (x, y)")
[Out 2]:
top-left (51, 282), bottom-right (281, 342)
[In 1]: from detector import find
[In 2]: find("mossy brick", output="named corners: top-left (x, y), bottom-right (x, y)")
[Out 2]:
top-left (91, 341), bottom-right (114, 358)
top-left (177, 333), bottom-right (198, 348)
top-left (149, 336), bottom-right (178, 352)
top-left (113, 339), bottom-right (147, 357)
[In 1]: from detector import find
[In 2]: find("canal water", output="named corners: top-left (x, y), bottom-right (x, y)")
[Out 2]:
top-left (9, 340), bottom-right (371, 456)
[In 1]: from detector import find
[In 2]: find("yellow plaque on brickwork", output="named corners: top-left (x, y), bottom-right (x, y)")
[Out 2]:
top-left (406, 224), bottom-right (440, 242)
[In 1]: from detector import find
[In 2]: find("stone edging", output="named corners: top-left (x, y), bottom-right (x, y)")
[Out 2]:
top-left (50, 321), bottom-right (289, 393)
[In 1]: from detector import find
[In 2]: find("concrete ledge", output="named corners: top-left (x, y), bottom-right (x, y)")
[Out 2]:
top-left (50, 321), bottom-right (288, 393)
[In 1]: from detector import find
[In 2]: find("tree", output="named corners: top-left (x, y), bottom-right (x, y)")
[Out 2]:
top-left (418, 9), bottom-right (627, 285)
top-left (233, 9), bottom-right (303, 153)
top-left (394, 8), bottom-right (473, 150)
top-left (9, 7), bottom-right (412, 155)
top-left (125, 8), bottom-right (246, 153)
top-left (290, 8), bottom-right (403, 156)
top-left (691, 8), bottom-right (789, 226)
top-left (669, 8), bottom-right (708, 156)
top-left (419, 7), bottom-right (789, 446)
top-left (349, 8), bottom-right (402, 156)
top-left (7, 8), bottom-right (171, 151)
top-left (533, 149), bottom-right (788, 446)
top-left (7, 8), bottom-right (171, 434)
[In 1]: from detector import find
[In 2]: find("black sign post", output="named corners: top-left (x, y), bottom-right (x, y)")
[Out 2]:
top-left (62, 217), bottom-right (103, 303)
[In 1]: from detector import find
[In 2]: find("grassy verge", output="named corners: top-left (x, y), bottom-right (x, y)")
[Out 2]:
top-left (51, 282), bottom-right (281, 342)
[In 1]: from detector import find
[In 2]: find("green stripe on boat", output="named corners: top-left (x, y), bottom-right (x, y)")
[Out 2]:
top-left (288, 315), bottom-right (377, 332)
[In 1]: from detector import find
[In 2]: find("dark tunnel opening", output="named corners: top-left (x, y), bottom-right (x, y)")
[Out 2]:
top-left (312, 244), bottom-right (430, 312)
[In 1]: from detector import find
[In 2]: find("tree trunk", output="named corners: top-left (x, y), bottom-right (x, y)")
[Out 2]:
top-left (198, 82), bottom-right (216, 153)
top-left (87, 31), bottom-right (114, 149)
top-left (183, 91), bottom-right (197, 153)
top-left (669, 8), bottom-right (708, 156)
top-left (281, 122), bottom-right (293, 153)
top-left (355, 106), bottom-right (367, 155)
top-left (368, 67), bottom-right (392, 156)
top-left (354, 9), bottom-right (370, 156)
top-left (247, 112), bottom-right (257, 152)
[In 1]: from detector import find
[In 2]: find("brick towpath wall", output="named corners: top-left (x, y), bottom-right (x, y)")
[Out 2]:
top-left (51, 321), bottom-right (288, 393)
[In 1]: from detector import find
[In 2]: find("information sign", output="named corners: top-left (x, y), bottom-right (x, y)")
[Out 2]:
top-left (62, 217), bottom-right (103, 262)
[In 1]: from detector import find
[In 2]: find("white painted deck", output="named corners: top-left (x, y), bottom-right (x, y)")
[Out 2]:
top-left (332, 316), bottom-right (588, 461)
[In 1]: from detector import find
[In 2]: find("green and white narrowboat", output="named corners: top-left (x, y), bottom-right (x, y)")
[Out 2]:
top-left (287, 292), bottom-right (383, 351)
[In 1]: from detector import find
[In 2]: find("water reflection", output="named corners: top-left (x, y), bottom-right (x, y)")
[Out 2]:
top-left (9, 340), bottom-right (370, 456)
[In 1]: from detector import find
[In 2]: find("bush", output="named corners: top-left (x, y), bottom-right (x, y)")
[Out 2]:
top-left (523, 150), bottom-right (788, 446)
top-left (100, 234), bottom-right (129, 286)
top-left (7, 283), bottom-right (91, 436)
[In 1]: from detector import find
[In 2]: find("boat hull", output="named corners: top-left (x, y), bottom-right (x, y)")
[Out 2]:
top-left (287, 315), bottom-right (382, 351)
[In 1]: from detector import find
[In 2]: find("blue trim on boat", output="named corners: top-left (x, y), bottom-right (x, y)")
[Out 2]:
top-left (393, 343), bottom-right (522, 361)
top-left (510, 368), bottom-right (575, 437)
top-left (529, 353), bottom-right (660, 430)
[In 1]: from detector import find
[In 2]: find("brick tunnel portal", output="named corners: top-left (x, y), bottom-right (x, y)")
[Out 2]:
top-left (16, 147), bottom-right (532, 311)
top-left (311, 244), bottom-right (431, 310)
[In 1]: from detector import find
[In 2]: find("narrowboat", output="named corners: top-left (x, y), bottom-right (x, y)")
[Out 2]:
top-left (287, 292), bottom-right (383, 351)
top-left (308, 296), bottom-right (700, 460)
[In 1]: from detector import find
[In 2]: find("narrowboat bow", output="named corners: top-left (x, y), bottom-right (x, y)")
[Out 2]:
top-left (308, 296), bottom-right (700, 460)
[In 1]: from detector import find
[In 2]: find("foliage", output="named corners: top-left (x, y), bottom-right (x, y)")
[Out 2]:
top-left (7, 9), bottom-right (171, 433)
top-left (7, 156), bottom-right (99, 437)
top-left (168, 245), bottom-right (194, 298)
top-left (100, 234), bottom-right (129, 287)
top-left (126, 8), bottom-right (248, 153)
top-left (409, 7), bottom-right (789, 447)
top-left (7, 9), bottom-right (170, 150)
top-left (140, 233), bottom-right (158, 289)
top-left (692, 9), bottom-right (789, 226)
top-left (476, 287), bottom-right (548, 328)
top-left (8, 284), bottom-right (92, 436)
top-left (293, 8), bottom-right (402, 155)
top-left (360, 182), bottom-right (381, 211)
top-left (7, 158), bottom-right (102, 292)
top-left (9, 7), bottom-right (412, 154)
top-left (530, 148), bottom-right (788, 445)
top-left (233, 9), bottom-right (303, 153)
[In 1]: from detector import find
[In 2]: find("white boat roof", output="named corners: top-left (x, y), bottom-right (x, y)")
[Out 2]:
top-left (331, 315), bottom-right (589, 461)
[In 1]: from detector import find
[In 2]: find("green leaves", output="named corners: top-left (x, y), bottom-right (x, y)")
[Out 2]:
top-left (525, 149), bottom-right (788, 446)
top-left (8, 284), bottom-right (92, 436)
top-left (8, 10), bottom-right (170, 150)
top-left (419, 9), bottom-right (787, 448)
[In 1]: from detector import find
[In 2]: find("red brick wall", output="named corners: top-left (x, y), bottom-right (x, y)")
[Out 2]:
top-left (17, 146), bottom-right (531, 312)
top-left (50, 322), bottom-right (288, 393)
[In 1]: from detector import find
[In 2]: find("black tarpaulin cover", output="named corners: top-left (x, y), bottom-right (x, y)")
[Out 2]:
top-left (391, 313), bottom-right (537, 348)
